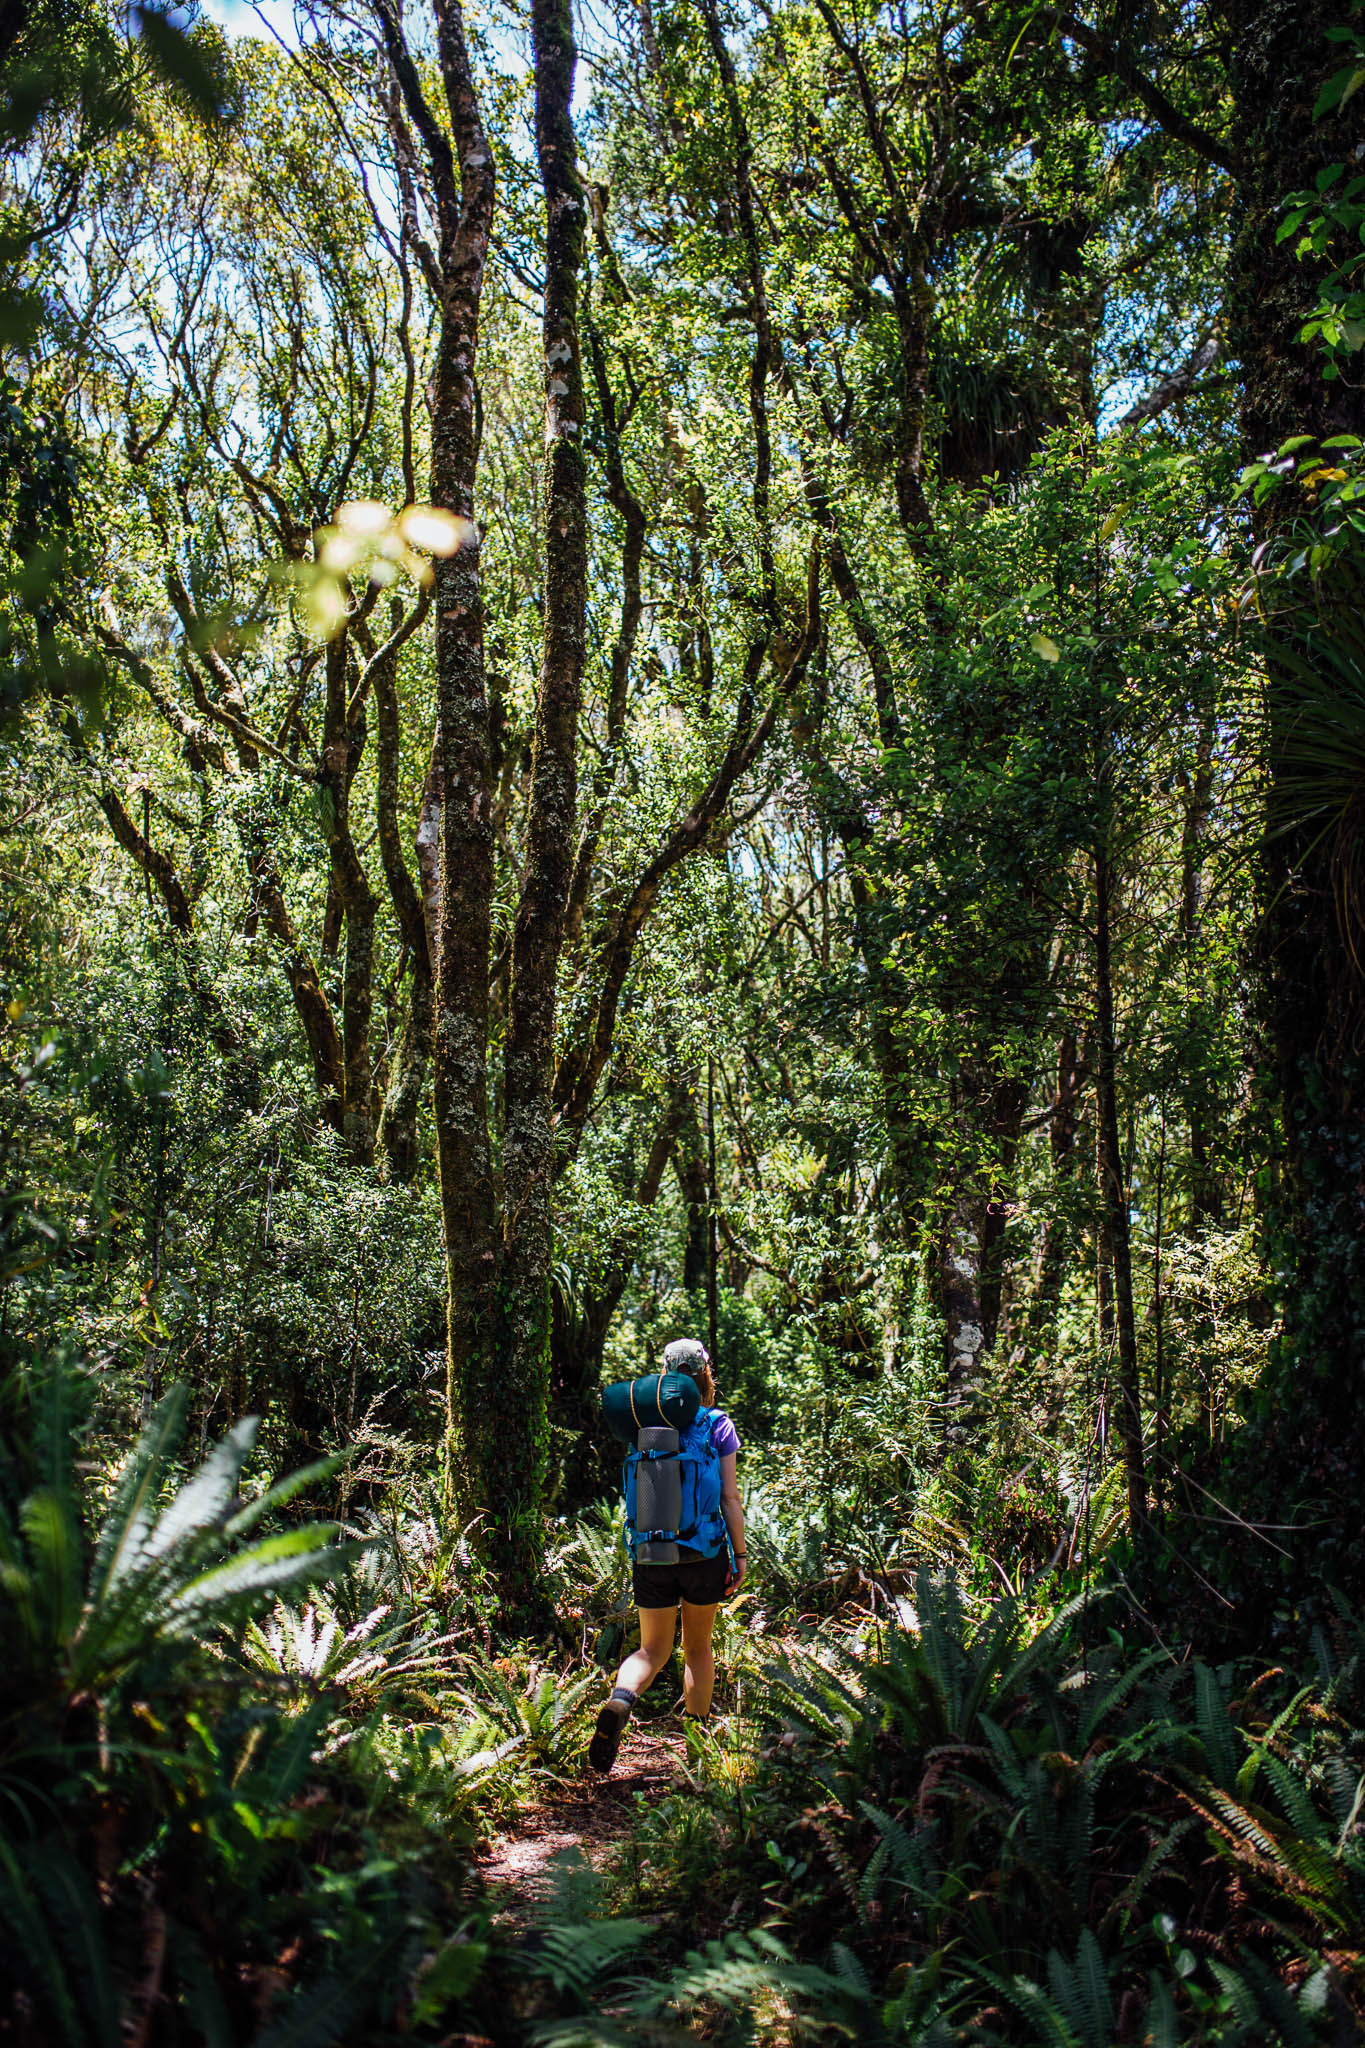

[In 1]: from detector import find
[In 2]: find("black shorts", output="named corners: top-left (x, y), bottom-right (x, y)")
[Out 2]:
top-left (633, 1547), bottom-right (729, 1609)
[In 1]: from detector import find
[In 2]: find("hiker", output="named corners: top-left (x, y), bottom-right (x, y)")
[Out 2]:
top-left (588, 1337), bottom-right (746, 1773)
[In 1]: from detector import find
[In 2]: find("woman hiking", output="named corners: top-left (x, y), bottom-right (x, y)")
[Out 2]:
top-left (588, 1337), bottom-right (746, 1773)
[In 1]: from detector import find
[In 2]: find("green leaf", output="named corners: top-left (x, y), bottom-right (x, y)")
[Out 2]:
top-left (1314, 62), bottom-right (1365, 119)
top-left (90, 1386), bottom-right (188, 1598)
top-left (143, 1416), bottom-right (260, 1561)
top-left (411, 1937), bottom-right (487, 2026)
top-left (1031, 633), bottom-right (1061, 663)
top-left (168, 1529), bottom-right (352, 1622)
top-left (223, 1454), bottom-right (348, 1540)
top-left (253, 1928), bottom-right (408, 2048)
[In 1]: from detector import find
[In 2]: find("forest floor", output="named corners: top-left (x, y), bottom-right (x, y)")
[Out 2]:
top-left (479, 1725), bottom-right (687, 1927)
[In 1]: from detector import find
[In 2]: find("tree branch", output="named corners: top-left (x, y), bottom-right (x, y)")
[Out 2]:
top-left (553, 541), bottom-right (821, 1141)
top-left (1025, 9), bottom-right (1238, 177)
top-left (1117, 328), bottom-right (1224, 427)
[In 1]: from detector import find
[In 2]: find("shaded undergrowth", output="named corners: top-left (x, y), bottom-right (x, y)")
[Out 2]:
top-left (4, 1358), bottom-right (1363, 2046)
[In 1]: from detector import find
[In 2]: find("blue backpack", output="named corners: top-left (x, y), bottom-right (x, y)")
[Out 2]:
top-left (623, 1407), bottom-right (728, 1561)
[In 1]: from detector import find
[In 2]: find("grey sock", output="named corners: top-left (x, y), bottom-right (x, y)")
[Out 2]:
top-left (610, 1685), bottom-right (637, 1708)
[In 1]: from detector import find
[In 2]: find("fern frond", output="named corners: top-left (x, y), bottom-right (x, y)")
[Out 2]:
top-left (1328, 1761), bottom-right (1365, 1846)
top-left (18, 1484), bottom-right (81, 1648)
top-left (1177, 1782), bottom-right (1347, 1920)
top-left (973, 1963), bottom-right (1083, 2048)
top-left (1250, 1744), bottom-right (1330, 1845)
top-left (978, 1713), bottom-right (1030, 1803)
top-left (88, 1384), bottom-right (187, 1601)
top-left (1072, 1928), bottom-right (1113, 2048)
top-left (223, 1455), bottom-right (348, 1541)
top-left (1194, 1663), bottom-right (1240, 1793)
top-left (165, 1915), bottom-right (234, 2048)
top-left (1, 1832), bottom-right (120, 2048)
top-left (857, 1800), bottom-right (926, 1910)
top-left (1253, 1681), bottom-right (1315, 1755)
top-left (1202, 1785), bottom-right (1286, 1860)
top-left (629, 1928), bottom-right (865, 2029)
top-left (531, 1917), bottom-right (654, 2004)
top-left (251, 1926), bottom-right (409, 2047)
top-left (1077, 1645), bottom-right (1170, 1744)
top-left (1206, 1958), bottom-right (1262, 2030)
top-left (167, 1527), bottom-right (353, 1628)
top-left (1143, 1971), bottom-right (1181, 2048)
top-left (1098, 1816), bottom-right (1198, 1936)
top-left (143, 1415), bottom-right (259, 1561)
top-left (830, 1941), bottom-right (870, 1998)
top-left (1236, 1953), bottom-right (1320, 2048)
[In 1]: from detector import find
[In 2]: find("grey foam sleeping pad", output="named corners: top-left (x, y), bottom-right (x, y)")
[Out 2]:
top-left (635, 1425), bottom-right (681, 1563)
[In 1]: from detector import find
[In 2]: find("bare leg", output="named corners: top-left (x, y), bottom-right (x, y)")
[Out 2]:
top-left (680, 1600), bottom-right (718, 1718)
top-left (616, 1605), bottom-right (677, 1697)
top-left (590, 1606), bottom-right (678, 1773)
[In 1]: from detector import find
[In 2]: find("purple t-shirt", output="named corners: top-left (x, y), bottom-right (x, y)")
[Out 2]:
top-left (710, 1409), bottom-right (740, 1458)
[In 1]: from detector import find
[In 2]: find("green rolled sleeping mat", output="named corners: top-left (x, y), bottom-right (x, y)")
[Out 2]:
top-left (602, 1370), bottom-right (701, 1444)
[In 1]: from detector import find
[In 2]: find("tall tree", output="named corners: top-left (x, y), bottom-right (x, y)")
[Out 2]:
top-left (487, 0), bottom-right (590, 1598)
top-left (1223, 0), bottom-right (1365, 1593)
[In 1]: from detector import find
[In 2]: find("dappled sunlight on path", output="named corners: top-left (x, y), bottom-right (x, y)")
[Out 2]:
top-left (479, 1727), bottom-right (688, 1915)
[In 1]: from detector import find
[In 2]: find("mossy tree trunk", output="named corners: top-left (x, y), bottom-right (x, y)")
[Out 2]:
top-left (491, 0), bottom-right (589, 1616)
top-left (376, 0), bottom-right (824, 1607)
top-left (1224, 0), bottom-right (1365, 1586)
top-left (373, 600), bottom-right (437, 1185)
top-left (376, 0), bottom-right (499, 1527)
top-left (1094, 840), bottom-right (1146, 1541)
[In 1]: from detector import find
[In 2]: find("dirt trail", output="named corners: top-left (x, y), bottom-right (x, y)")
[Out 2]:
top-left (478, 1725), bottom-right (688, 1919)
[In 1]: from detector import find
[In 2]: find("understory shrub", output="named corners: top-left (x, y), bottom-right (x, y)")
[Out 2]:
top-left (612, 1571), bottom-right (1365, 2045)
top-left (0, 1354), bottom-right (501, 2046)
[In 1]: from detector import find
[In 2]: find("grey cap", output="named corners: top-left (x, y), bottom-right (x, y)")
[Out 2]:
top-left (662, 1338), bottom-right (710, 1374)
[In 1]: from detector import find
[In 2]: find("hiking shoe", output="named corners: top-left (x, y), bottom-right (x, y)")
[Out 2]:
top-left (588, 1696), bottom-right (631, 1773)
